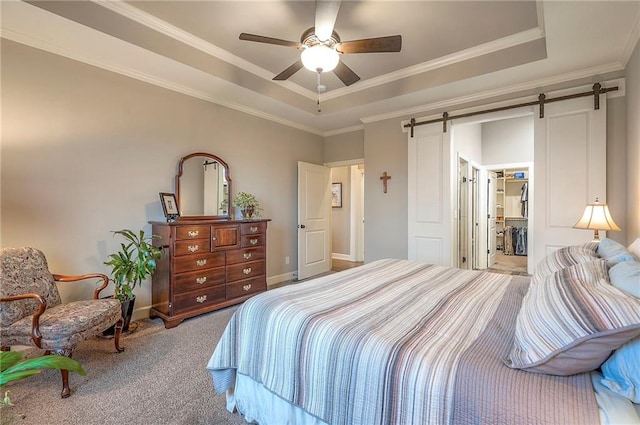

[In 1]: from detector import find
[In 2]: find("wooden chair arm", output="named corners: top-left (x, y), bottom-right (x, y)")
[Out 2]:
top-left (52, 273), bottom-right (110, 299)
top-left (0, 293), bottom-right (47, 348)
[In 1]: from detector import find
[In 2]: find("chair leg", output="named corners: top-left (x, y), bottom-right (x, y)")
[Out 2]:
top-left (52, 349), bottom-right (74, 399)
top-left (113, 318), bottom-right (125, 353)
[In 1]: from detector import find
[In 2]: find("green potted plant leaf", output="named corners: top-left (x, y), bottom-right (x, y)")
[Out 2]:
top-left (1, 351), bottom-right (85, 423)
top-left (104, 229), bottom-right (162, 332)
top-left (232, 192), bottom-right (263, 219)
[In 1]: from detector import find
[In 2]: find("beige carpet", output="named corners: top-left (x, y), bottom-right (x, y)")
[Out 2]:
top-left (3, 306), bottom-right (247, 425)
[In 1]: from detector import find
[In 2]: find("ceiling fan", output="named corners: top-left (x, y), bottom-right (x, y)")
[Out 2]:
top-left (239, 0), bottom-right (402, 87)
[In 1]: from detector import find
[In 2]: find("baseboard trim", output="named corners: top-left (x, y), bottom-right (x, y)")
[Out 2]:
top-left (332, 253), bottom-right (355, 261)
top-left (267, 271), bottom-right (297, 288)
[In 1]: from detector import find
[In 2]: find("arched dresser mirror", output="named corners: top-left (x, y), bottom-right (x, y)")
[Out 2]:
top-left (175, 152), bottom-right (232, 220)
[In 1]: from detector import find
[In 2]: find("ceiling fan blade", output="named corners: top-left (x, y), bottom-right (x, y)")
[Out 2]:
top-left (239, 33), bottom-right (303, 49)
top-left (333, 61), bottom-right (360, 86)
top-left (336, 35), bottom-right (402, 54)
top-left (273, 60), bottom-right (304, 81)
top-left (315, 0), bottom-right (341, 42)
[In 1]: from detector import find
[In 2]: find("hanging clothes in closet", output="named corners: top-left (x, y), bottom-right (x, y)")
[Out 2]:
top-left (514, 227), bottom-right (527, 256)
top-left (503, 226), bottom-right (514, 255)
top-left (503, 225), bottom-right (528, 256)
top-left (520, 182), bottom-right (528, 218)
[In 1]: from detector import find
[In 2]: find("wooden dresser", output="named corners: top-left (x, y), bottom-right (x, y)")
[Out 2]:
top-left (149, 219), bottom-right (269, 328)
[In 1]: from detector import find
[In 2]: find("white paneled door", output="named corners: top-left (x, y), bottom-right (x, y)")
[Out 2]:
top-left (298, 161), bottom-right (332, 280)
top-left (532, 94), bottom-right (607, 268)
top-left (408, 123), bottom-right (453, 266)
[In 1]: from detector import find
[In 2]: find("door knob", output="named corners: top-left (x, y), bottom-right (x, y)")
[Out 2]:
top-left (299, 224), bottom-right (306, 229)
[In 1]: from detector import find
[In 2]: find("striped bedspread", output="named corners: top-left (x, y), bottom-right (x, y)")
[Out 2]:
top-left (208, 259), bottom-right (599, 425)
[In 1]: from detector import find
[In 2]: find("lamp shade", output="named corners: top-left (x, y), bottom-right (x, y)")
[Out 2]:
top-left (573, 198), bottom-right (620, 239)
top-left (301, 45), bottom-right (339, 73)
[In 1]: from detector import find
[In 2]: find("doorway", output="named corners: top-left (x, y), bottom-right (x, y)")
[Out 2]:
top-left (487, 166), bottom-right (530, 274)
top-left (328, 161), bottom-right (365, 264)
top-left (451, 113), bottom-right (533, 274)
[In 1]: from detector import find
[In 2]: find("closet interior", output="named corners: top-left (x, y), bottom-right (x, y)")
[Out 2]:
top-left (493, 167), bottom-right (529, 259)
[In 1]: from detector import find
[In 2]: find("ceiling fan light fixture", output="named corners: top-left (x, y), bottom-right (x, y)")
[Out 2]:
top-left (301, 44), bottom-right (339, 73)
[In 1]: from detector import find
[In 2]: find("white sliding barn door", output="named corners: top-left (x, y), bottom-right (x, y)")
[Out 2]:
top-left (532, 94), bottom-right (606, 266)
top-left (408, 123), bottom-right (453, 266)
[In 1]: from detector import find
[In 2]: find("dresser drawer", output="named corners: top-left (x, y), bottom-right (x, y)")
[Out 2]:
top-left (172, 285), bottom-right (225, 313)
top-left (174, 252), bottom-right (225, 274)
top-left (241, 222), bottom-right (266, 235)
top-left (226, 276), bottom-right (266, 299)
top-left (227, 260), bottom-right (265, 282)
top-left (175, 225), bottom-right (210, 241)
top-left (240, 234), bottom-right (265, 248)
top-left (174, 267), bottom-right (225, 293)
top-left (174, 239), bottom-right (210, 256)
top-left (226, 246), bottom-right (266, 265)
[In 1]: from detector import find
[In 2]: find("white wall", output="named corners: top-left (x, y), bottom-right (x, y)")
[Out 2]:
top-left (481, 115), bottom-right (533, 165)
top-left (453, 123), bottom-right (482, 163)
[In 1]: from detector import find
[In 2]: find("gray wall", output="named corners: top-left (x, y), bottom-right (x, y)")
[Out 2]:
top-left (1, 40), bottom-right (324, 317)
top-left (325, 130), bottom-right (364, 163)
top-left (625, 40), bottom-right (640, 244)
top-left (363, 119), bottom-right (408, 261)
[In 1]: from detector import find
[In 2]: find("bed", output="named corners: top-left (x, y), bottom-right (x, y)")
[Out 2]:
top-left (208, 239), bottom-right (640, 425)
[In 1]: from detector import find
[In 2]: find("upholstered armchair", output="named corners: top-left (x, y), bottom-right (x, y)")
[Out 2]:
top-left (0, 247), bottom-right (124, 398)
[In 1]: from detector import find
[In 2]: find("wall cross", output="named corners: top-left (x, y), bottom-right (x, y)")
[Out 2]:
top-left (380, 171), bottom-right (391, 193)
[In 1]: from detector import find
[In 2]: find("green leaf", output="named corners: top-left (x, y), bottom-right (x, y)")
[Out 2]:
top-left (0, 353), bottom-right (86, 387)
top-left (0, 352), bottom-right (21, 373)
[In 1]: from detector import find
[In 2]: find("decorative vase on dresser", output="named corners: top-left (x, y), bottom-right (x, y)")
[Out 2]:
top-left (149, 218), bottom-right (269, 328)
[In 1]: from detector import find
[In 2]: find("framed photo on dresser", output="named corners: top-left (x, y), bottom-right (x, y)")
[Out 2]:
top-left (159, 192), bottom-right (180, 222)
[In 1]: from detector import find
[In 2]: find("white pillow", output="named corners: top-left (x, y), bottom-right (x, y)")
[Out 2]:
top-left (628, 237), bottom-right (640, 260)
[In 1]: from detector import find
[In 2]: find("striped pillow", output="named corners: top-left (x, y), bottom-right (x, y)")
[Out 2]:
top-left (506, 259), bottom-right (640, 376)
top-left (531, 245), bottom-right (599, 285)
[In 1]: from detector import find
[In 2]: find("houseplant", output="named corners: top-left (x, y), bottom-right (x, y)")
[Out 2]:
top-left (104, 229), bottom-right (162, 332)
top-left (1, 352), bottom-right (85, 424)
top-left (232, 192), bottom-right (263, 218)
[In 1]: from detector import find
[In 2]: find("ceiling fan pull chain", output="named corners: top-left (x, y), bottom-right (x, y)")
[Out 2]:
top-left (317, 71), bottom-right (325, 113)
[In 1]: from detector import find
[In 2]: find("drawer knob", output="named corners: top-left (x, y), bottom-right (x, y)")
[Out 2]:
top-left (196, 259), bottom-right (207, 267)
top-left (249, 238), bottom-right (258, 245)
top-left (188, 245), bottom-right (199, 253)
top-left (243, 284), bottom-right (252, 292)
top-left (250, 226), bottom-right (258, 233)
top-left (196, 277), bottom-right (207, 284)
top-left (188, 230), bottom-right (200, 237)
top-left (243, 252), bottom-right (252, 260)
top-left (243, 267), bottom-right (252, 275)
top-left (196, 295), bottom-right (207, 303)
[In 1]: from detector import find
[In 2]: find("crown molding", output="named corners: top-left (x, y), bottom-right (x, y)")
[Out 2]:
top-left (92, 0), bottom-right (319, 101)
top-left (94, 1), bottom-right (547, 106)
top-left (320, 26), bottom-right (545, 102)
top-left (324, 125), bottom-right (364, 137)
